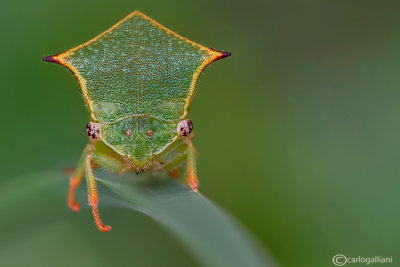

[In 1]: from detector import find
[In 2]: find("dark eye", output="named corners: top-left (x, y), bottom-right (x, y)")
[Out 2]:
top-left (86, 122), bottom-right (100, 140)
top-left (177, 120), bottom-right (193, 137)
top-left (147, 129), bottom-right (154, 136)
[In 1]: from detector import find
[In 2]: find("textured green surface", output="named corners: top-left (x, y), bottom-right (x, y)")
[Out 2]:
top-left (64, 12), bottom-right (212, 123)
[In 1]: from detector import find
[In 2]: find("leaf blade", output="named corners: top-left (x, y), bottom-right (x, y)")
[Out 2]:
top-left (97, 173), bottom-right (276, 267)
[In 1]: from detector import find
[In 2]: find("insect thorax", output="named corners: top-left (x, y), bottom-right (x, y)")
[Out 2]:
top-left (98, 117), bottom-right (179, 168)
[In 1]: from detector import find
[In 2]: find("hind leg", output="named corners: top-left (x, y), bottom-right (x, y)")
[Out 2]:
top-left (68, 150), bottom-right (86, 212)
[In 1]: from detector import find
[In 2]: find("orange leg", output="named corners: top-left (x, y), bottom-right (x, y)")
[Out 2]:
top-left (85, 153), bottom-right (111, 232)
top-left (68, 151), bottom-right (86, 212)
top-left (186, 138), bottom-right (199, 192)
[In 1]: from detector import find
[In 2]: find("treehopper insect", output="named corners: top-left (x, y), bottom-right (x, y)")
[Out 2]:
top-left (43, 10), bottom-right (230, 232)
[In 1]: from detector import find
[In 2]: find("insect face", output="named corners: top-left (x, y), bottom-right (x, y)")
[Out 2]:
top-left (86, 122), bottom-right (100, 140)
top-left (178, 120), bottom-right (193, 137)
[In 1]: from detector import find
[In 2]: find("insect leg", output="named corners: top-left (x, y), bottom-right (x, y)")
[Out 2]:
top-left (85, 147), bottom-right (112, 232)
top-left (185, 138), bottom-right (199, 192)
top-left (68, 149), bottom-right (87, 212)
top-left (92, 151), bottom-right (131, 175)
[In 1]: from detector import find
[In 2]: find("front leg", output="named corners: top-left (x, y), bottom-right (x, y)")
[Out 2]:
top-left (84, 144), bottom-right (111, 232)
top-left (68, 141), bottom-right (131, 231)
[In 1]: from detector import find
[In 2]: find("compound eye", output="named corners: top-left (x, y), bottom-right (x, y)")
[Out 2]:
top-left (86, 122), bottom-right (100, 140)
top-left (147, 129), bottom-right (154, 136)
top-left (178, 120), bottom-right (193, 137)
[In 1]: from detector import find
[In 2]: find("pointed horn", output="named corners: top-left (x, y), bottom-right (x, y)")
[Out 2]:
top-left (220, 51), bottom-right (231, 58)
top-left (213, 51), bottom-right (231, 61)
top-left (42, 55), bottom-right (60, 64)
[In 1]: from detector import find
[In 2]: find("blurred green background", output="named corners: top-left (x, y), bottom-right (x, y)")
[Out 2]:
top-left (1, 0), bottom-right (400, 266)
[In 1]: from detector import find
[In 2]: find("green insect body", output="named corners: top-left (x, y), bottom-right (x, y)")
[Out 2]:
top-left (43, 10), bottom-right (230, 232)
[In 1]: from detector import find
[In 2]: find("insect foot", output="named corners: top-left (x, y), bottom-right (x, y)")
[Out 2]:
top-left (178, 120), bottom-right (193, 137)
top-left (86, 122), bottom-right (100, 140)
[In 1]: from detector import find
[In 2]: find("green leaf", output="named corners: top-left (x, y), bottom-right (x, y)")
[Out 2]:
top-left (96, 172), bottom-right (275, 267)
top-left (0, 171), bottom-right (198, 267)
top-left (0, 171), bottom-right (275, 267)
